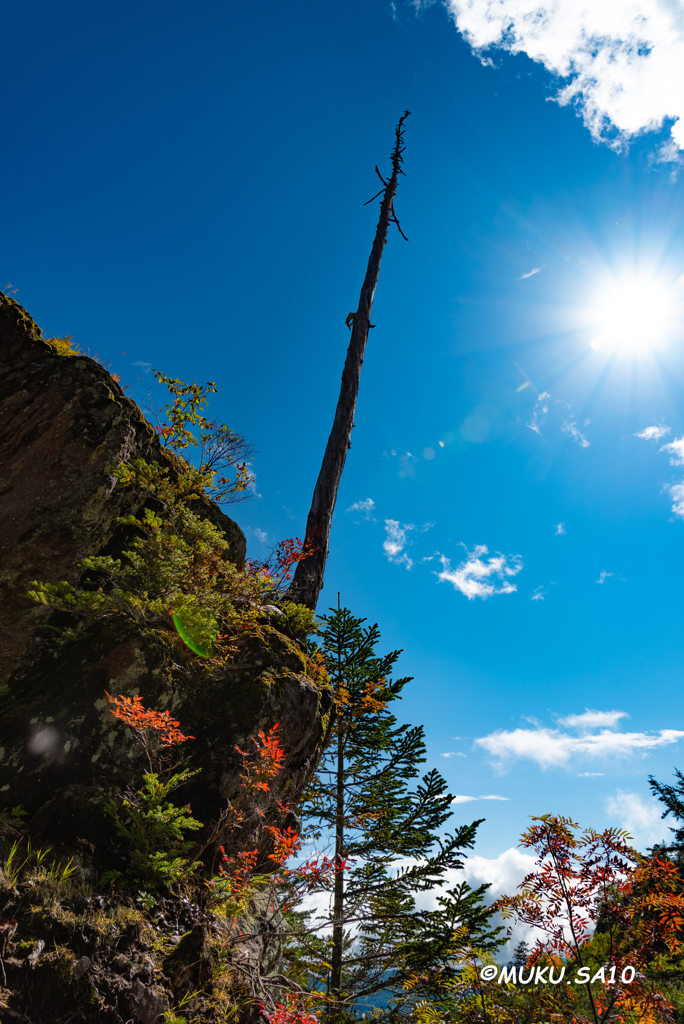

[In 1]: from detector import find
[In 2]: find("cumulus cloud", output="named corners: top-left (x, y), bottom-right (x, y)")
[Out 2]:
top-left (347, 498), bottom-right (376, 520)
top-left (558, 709), bottom-right (629, 730)
top-left (555, 522), bottom-right (566, 535)
top-left (527, 391), bottom-right (550, 434)
top-left (411, 847), bottom-right (542, 961)
top-left (436, 544), bottom-right (523, 600)
top-left (669, 481), bottom-right (684, 518)
top-left (596, 570), bottom-right (613, 584)
top-left (249, 527), bottom-right (268, 544)
top-left (605, 790), bottom-right (671, 850)
top-left (383, 519), bottom-right (414, 569)
top-left (518, 265), bottom-right (545, 280)
top-left (475, 714), bottom-right (684, 771)
top-left (445, 0), bottom-right (684, 157)
top-left (661, 437), bottom-right (684, 465)
top-left (531, 586), bottom-right (546, 601)
top-left (636, 425), bottom-right (671, 441)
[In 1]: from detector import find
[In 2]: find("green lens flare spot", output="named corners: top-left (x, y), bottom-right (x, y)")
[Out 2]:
top-left (171, 603), bottom-right (218, 658)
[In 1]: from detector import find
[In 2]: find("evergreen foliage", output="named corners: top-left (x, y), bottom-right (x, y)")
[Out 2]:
top-left (281, 606), bottom-right (503, 1020)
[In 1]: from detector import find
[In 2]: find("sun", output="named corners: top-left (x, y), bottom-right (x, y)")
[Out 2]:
top-left (588, 273), bottom-right (683, 354)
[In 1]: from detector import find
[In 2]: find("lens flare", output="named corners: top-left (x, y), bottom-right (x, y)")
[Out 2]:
top-left (171, 603), bottom-right (218, 657)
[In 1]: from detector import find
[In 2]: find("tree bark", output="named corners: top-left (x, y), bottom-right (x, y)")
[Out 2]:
top-left (287, 111), bottom-right (410, 610)
top-left (329, 724), bottom-right (345, 1018)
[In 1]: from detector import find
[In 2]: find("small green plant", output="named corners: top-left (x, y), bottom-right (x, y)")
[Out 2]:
top-left (0, 804), bottom-right (28, 836)
top-left (1, 837), bottom-right (78, 888)
top-left (101, 693), bottom-right (202, 888)
top-left (104, 770), bottom-right (202, 887)
top-left (43, 334), bottom-right (86, 357)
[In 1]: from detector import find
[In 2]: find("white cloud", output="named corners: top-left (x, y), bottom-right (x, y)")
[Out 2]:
top-left (531, 586), bottom-right (546, 601)
top-left (527, 391), bottom-right (550, 434)
top-left (347, 498), bottom-right (376, 520)
top-left (398, 451), bottom-right (419, 478)
top-left (436, 544), bottom-right (523, 600)
top-left (669, 481), bottom-right (684, 518)
top-left (605, 790), bottom-right (671, 850)
top-left (133, 361), bottom-right (152, 373)
top-left (578, 772), bottom-right (605, 777)
top-left (246, 469), bottom-right (262, 498)
top-left (451, 794), bottom-right (510, 803)
top-left (454, 848), bottom-right (535, 899)
top-left (441, 751), bottom-right (467, 758)
top-left (518, 265), bottom-right (545, 280)
top-left (636, 425), bottom-right (671, 441)
top-left (445, 0), bottom-right (684, 157)
top-left (475, 718), bottom-right (684, 771)
top-left (411, 848), bottom-right (542, 962)
top-left (559, 709), bottom-right (629, 730)
top-left (561, 416), bottom-right (591, 447)
top-left (596, 570), bottom-right (613, 584)
top-left (383, 519), bottom-right (414, 569)
top-left (250, 527), bottom-right (269, 544)
top-left (555, 522), bottom-right (566, 535)
top-left (661, 437), bottom-right (684, 465)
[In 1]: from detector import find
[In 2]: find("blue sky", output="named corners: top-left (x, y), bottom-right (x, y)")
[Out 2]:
top-left (4, 0), bottom-right (684, 888)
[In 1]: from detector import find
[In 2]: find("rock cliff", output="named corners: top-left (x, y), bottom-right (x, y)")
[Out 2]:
top-left (0, 294), bottom-right (332, 1022)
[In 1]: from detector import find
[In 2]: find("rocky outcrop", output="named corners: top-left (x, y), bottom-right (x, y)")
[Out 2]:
top-left (0, 294), bottom-right (245, 689)
top-left (0, 295), bottom-right (333, 1021)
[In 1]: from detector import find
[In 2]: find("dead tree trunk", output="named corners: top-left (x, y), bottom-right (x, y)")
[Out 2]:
top-left (287, 111), bottom-right (410, 611)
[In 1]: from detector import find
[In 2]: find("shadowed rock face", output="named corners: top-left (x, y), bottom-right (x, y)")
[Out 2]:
top-left (0, 295), bottom-right (332, 879)
top-left (0, 294), bottom-right (245, 688)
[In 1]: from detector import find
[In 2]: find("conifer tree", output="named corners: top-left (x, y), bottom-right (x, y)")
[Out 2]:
top-left (281, 606), bottom-right (502, 1021)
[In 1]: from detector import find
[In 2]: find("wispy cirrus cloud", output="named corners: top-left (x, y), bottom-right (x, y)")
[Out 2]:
top-left (347, 498), bottom-right (376, 520)
top-left (436, 544), bottom-right (523, 600)
top-left (475, 711), bottom-right (684, 772)
top-left (526, 393), bottom-right (591, 446)
top-left (441, 751), bottom-right (467, 758)
top-left (527, 392), bottom-right (550, 434)
top-left (518, 265), bottom-right (545, 280)
top-left (451, 794), bottom-right (510, 803)
top-left (561, 415), bottom-right (591, 448)
top-left (444, 0), bottom-right (684, 159)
